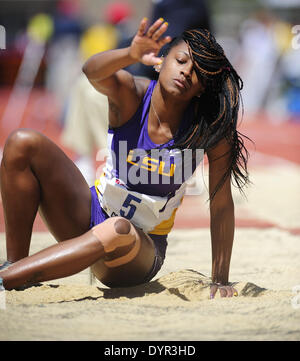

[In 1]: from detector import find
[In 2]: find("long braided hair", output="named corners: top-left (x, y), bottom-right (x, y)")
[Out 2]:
top-left (164, 29), bottom-right (251, 200)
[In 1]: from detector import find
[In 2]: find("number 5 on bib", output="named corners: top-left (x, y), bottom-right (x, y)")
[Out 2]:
top-left (120, 194), bottom-right (142, 220)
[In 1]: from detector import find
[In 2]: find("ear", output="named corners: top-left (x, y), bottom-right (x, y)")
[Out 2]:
top-left (153, 64), bottom-right (161, 73)
top-left (153, 57), bottom-right (164, 73)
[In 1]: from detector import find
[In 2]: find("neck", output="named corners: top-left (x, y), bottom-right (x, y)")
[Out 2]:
top-left (151, 82), bottom-right (190, 126)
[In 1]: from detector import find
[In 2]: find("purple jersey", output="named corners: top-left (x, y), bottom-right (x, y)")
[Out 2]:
top-left (95, 80), bottom-right (203, 235)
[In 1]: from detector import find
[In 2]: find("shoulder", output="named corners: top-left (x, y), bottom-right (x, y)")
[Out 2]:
top-left (134, 76), bottom-right (152, 98)
top-left (109, 76), bottom-right (152, 128)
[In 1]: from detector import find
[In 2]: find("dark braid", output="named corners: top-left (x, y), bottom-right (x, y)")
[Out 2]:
top-left (164, 29), bottom-right (252, 200)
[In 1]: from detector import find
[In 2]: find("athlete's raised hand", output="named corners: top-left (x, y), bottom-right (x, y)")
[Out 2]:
top-left (129, 18), bottom-right (172, 66)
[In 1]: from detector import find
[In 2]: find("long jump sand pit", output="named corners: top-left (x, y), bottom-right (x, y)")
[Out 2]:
top-left (1, 138), bottom-right (300, 340)
top-left (0, 225), bottom-right (299, 341)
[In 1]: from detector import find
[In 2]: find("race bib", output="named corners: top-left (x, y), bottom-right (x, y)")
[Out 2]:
top-left (96, 175), bottom-right (186, 233)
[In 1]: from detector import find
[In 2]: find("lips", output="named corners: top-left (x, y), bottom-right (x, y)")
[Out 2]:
top-left (174, 78), bottom-right (189, 90)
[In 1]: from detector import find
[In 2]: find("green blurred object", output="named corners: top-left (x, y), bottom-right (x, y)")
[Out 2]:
top-left (27, 13), bottom-right (54, 44)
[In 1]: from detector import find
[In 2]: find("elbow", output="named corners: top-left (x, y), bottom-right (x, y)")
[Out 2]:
top-left (82, 58), bottom-right (101, 81)
top-left (82, 61), bottom-right (89, 77)
top-left (82, 56), bottom-right (94, 78)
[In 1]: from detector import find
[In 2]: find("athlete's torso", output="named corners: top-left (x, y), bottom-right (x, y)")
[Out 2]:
top-left (96, 80), bottom-right (203, 235)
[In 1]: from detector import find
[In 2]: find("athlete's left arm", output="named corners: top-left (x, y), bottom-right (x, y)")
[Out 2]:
top-left (207, 138), bottom-right (238, 298)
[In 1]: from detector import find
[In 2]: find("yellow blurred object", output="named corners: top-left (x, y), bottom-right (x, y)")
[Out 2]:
top-left (27, 13), bottom-right (54, 44)
top-left (80, 24), bottom-right (118, 60)
top-left (274, 21), bottom-right (293, 54)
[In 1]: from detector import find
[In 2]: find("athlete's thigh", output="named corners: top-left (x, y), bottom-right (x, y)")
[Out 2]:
top-left (91, 224), bottom-right (156, 288)
top-left (31, 131), bottom-right (92, 241)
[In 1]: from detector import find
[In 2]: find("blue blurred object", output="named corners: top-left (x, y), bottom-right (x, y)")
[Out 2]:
top-left (287, 86), bottom-right (300, 120)
top-left (151, 0), bottom-right (212, 37)
top-left (52, 14), bottom-right (82, 40)
top-left (52, 0), bottom-right (82, 41)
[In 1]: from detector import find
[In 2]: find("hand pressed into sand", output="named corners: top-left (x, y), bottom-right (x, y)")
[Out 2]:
top-left (210, 283), bottom-right (238, 299)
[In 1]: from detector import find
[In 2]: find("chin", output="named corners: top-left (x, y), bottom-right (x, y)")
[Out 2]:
top-left (166, 82), bottom-right (186, 97)
top-left (159, 78), bottom-right (189, 99)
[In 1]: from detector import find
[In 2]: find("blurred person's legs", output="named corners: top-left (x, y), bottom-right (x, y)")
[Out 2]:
top-left (46, 36), bottom-right (82, 110)
top-left (61, 74), bottom-right (109, 186)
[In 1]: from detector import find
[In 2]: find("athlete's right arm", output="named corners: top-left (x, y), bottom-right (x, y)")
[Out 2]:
top-left (82, 18), bottom-right (171, 127)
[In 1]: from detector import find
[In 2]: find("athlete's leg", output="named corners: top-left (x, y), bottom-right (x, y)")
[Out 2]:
top-left (91, 217), bottom-right (156, 287)
top-left (0, 229), bottom-right (103, 289)
top-left (0, 129), bottom-right (91, 263)
top-left (0, 217), bottom-right (155, 290)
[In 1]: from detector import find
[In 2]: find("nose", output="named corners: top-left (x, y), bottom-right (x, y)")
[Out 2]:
top-left (181, 61), bottom-right (194, 78)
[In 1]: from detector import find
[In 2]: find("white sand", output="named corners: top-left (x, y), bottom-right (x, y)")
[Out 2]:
top-left (0, 226), bottom-right (299, 341)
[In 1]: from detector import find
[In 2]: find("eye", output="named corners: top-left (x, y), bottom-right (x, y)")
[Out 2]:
top-left (176, 58), bottom-right (185, 64)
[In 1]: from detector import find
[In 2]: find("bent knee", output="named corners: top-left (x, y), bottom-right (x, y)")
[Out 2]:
top-left (114, 217), bottom-right (132, 235)
top-left (3, 129), bottom-right (41, 169)
top-left (92, 217), bottom-right (141, 270)
top-left (91, 218), bottom-right (156, 287)
top-left (5, 129), bottom-right (41, 153)
top-left (92, 217), bottom-right (136, 253)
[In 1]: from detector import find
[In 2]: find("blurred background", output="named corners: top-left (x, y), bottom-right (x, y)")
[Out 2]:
top-left (1, 0), bottom-right (300, 142)
top-left (0, 0), bottom-right (300, 231)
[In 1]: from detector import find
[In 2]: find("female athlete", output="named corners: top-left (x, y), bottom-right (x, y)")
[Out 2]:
top-left (0, 18), bottom-right (249, 298)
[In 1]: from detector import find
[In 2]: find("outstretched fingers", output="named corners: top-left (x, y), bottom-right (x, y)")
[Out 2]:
top-left (146, 18), bottom-right (165, 38)
top-left (140, 17), bottom-right (171, 44)
top-left (158, 34), bottom-right (172, 48)
top-left (137, 17), bottom-right (148, 36)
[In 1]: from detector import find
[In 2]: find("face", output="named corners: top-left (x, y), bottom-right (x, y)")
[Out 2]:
top-left (158, 40), bottom-right (206, 101)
